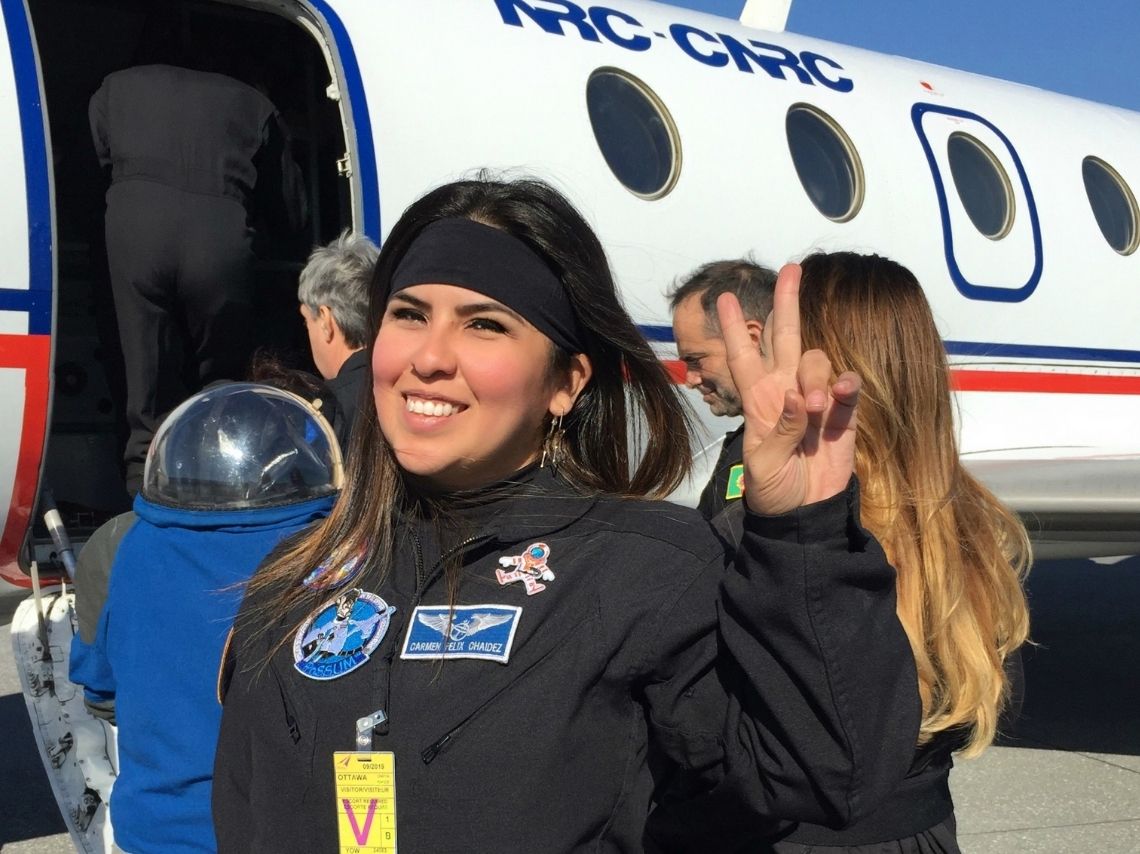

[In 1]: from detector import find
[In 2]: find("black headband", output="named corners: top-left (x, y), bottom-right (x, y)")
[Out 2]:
top-left (388, 218), bottom-right (583, 352)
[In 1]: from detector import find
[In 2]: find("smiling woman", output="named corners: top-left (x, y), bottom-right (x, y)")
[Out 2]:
top-left (212, 175), bottom-right (921, 854)
top-left (370, 215), bottom-right (593, 492)
top-left (374, 281), bottom-right (589, 491)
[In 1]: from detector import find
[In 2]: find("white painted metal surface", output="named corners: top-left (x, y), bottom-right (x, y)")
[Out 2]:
top-left (11, 587), bottom-right (118, 853)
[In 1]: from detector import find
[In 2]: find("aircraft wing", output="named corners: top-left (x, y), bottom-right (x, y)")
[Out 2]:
top-left (966, 456), bottom-right (1140, 559)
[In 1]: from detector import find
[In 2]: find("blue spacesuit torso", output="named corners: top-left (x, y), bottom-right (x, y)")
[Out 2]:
top-left (70, 493), bottom-right (335, 854)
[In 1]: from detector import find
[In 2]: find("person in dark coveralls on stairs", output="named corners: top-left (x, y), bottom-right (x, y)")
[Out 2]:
top-left (297, 230), bottom-right (378, 451)
top-left (90, 46), bottom-right (307, 493)
top-left (69, 383), bottom-right (341, 854)
top-left (212, 177), bottom-right (921, 853)
top-left (669, 260), bottom-right (777, 520)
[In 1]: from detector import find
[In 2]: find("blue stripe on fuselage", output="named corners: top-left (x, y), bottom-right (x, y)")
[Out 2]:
top-left (1, 0), bottom-right (53, 336)
top-left (639, 324), bottom-right (1140, 365)
top-left (302, 1), bottom-right (381, 242)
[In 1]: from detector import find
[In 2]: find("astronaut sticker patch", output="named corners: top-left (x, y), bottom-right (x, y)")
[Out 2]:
top-left (496, 542), bottom-right (554, 595)
top-left (400, 605), bottom-right (522, 664)
top-left (293, 589), bottom-right (396, 681)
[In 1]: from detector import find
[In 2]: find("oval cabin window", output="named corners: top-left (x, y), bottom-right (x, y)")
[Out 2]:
top-left (947, 133), bottom-right (1014, 240)
top-left (586, 68), bottom-right (680, 199)
top-left (1082, 156), bottom-right (1139, 255)
top-left (785, 104), bottom-right (864, 222)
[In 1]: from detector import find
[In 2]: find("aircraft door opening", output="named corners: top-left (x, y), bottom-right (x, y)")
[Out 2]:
top-left (912, 103), bottom-right (1043, 303)
top-left (23, 0), bottom-right (354, 571)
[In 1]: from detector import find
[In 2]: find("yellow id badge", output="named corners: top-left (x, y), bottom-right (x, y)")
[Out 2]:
top-left (333, 752), bottom-right (397, 853)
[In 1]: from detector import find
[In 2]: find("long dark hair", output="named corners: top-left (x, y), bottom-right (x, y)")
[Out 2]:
top-left (242, 176), bottom-right (693, 642)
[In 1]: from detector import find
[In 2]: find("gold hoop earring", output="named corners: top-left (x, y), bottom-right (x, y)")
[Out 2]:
top-left (540, 414), bottom-right (565, 472)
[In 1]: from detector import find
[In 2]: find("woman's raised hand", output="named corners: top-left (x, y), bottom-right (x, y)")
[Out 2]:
top-left (716, 263), bottom-right (861, 515)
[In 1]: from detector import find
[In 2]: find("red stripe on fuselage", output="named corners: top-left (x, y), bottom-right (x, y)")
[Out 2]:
top-left (950, 370), bottom-right (1140, 394)
top-left (0, 334), bottom-right (51, 587)
top-left (660, 359), bottom-right (1140, 395)
top-left (663, 360), bottom-right (687, 384)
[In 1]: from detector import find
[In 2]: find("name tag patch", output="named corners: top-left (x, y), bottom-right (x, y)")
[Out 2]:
top-left (400, 605), bottom-right (521, 664)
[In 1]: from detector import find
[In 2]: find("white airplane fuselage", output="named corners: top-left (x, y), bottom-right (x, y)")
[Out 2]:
top-left (1, 0), bottom-right (1139, 595)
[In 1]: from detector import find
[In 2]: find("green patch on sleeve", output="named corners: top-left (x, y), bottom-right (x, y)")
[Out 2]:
top-left (724, 464), bottom-right (745, 500)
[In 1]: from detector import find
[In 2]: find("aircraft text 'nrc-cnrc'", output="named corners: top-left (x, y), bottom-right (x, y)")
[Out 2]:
top-left (495, 0), bottom-right (855, 92)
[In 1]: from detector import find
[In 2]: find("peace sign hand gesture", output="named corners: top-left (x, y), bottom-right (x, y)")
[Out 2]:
top-left (717, 263), bottom-right (860, 516)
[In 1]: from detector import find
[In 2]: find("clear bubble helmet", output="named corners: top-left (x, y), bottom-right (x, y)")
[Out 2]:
top-left (142, 383), bottom-right (344, 510)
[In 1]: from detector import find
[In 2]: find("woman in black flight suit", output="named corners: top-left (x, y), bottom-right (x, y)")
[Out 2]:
top-left (212, 177), bottom-right (920, 853)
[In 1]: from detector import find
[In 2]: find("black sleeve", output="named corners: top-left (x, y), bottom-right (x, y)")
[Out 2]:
top-left (696, 428), bottom-right (745, 520)
top-left (213, 531), bottom-right (319, 852)
top-left (88, 82), bottom-right (111, 168)
top-left (211, 548), bottom-right (293, 853)
top-left (644, 481), bottom-right (920, 847)
top-left (212, 621), bottom-right (262, 852)
top-left (708, 500), bottom-right (745, 548)
top-left (252, 111), bottom-right (308, 236)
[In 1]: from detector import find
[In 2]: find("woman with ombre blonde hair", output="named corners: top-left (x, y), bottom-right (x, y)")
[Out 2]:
top-left (773, 251), bottom-right (1031, 854)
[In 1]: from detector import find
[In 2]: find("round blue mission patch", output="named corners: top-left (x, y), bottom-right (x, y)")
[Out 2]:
top-left (292, 589), bottom-right (395, 681)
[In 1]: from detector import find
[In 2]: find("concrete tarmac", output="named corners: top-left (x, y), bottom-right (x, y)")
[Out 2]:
top-left (2, 556), bottom-right (1138, 852)
top-left (951, 553), bottom-right (1140, 852)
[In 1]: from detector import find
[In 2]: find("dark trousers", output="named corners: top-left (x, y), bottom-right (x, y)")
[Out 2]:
top-left (105, 181), bottom-right (255, 492)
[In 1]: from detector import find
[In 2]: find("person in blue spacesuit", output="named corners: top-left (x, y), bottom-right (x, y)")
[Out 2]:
top-left (69, 383), bottom-right (342, 854)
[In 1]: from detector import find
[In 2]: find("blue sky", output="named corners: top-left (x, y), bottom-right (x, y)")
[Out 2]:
top-left (666, 0), bottom-right (1140, 112)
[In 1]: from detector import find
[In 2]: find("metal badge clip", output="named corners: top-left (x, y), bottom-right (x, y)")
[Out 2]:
top-left (355, 709), bottom-right (388, 751)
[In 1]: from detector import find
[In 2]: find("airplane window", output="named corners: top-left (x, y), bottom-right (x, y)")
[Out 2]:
top-left (586, 68), bottom-right (680, 199)
top-left (1082, 156), bottom-right (1139, 255)
top-left (784, 104), bottom-right (861, 220)
top-left (947, 133), bottom-right (1014, 239)
top-left (785, 105), bottom-right (864, 222)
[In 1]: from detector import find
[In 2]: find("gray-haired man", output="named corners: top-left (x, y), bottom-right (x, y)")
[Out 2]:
top-left (298, 231), bottom-right (379, 447)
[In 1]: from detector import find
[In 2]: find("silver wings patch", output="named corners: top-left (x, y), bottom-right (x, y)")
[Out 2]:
top-left (417, 611), bottom-right (514, 642)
